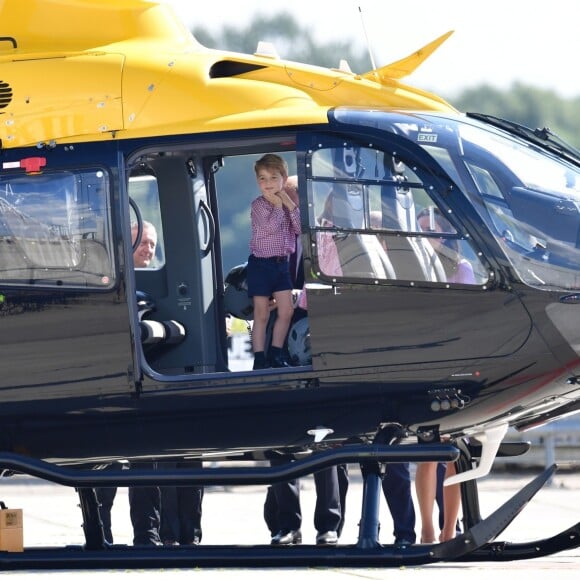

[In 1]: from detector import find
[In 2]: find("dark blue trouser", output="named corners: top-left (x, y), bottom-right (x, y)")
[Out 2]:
top-left (128, 484), bottom-right (161, 545)
top-left (264, 460), bottom-right (349, 535)
top-left (95, 461), bottom-right (160, 546)
top-left (314, 465), bottom-right (349, 536)
top-left (264, 456), bottom-right (301, 533)
top-left (159, 461), bottom-right (204, 544)
top-left (128, 461), bottom-right (161, 546)
top-left (94, 485), bottom-right (116, 544)
top-left (382, 462), bottom-right (416, 543)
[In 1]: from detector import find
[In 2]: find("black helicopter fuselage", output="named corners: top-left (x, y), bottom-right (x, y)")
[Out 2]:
top-left (3, 2), bottom-right (580, 568)
top-left (1, 110), bottom-right (579, 466)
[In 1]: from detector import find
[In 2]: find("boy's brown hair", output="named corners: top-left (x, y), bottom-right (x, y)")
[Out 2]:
top-left (254, 153), bottom-right (288, 179)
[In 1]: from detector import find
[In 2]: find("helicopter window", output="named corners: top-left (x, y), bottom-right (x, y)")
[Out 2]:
top-left (452, 123), bottom-right (580, 291)
top-left (0, 169), bottom-right (115, 288)
top-left (421, 145), bottom-right (464, 187)
top-left (465, 164), bottom-right (504, 199)
top-left (308, 145), bottom-right (488, 286)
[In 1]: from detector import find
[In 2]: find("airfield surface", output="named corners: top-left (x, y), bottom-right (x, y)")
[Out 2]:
top-left (0, 464), bottom-right (579, 578)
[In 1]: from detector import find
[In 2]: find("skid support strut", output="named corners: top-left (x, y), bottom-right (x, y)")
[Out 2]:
top-left (357, 461), bottom-right (383, 549)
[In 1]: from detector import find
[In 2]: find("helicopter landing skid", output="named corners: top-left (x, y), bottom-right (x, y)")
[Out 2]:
top-left (0, 461), bottom-right (576, 570)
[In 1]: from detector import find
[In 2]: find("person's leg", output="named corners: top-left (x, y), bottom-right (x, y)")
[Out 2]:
top-left (436, 461), bottom-right (446, 530)
top-left (159, 486), bottom-right (179, 544)
top-left (129, 462), bottom-right (161, 546)
top-left (129, 486), bottom-right (161, 546)
top-left (269, 456), bottom-right (301, 544)
top-left (270, 290), bottom-right (293, 349)
top-left (439, 462), bottom-right (461, 542)
top-left (415, 461), bottom-right (438, 543)
top-left (271, 480), bottom-right (301, 531)
top-left (94, 486), bottom-right (117, 544)
top-left (337, 464), bottom-right (349, 538)
top-left (177, 485), bottom-right (204, 544)
top-left (252, 295), bottom-right (271, 368)
top-left (382, 462), bottom-right (416, 544)
top-left (313, 467), bottom-right (341, 542)
top-left (263, 485), bottom-right (279, 536)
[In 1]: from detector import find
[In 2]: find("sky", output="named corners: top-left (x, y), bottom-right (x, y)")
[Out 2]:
top-left (163, 0), bottom-right (580, 99)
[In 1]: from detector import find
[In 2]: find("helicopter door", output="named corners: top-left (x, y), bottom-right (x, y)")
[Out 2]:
top-left (0, 154), bottom-right (134, 399)
top-left (297, 132), bottom-right (533, 373)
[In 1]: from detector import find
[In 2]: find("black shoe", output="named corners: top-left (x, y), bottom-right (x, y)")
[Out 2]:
top-left (253, 351), bottom-right (268, 370)
top-left (394, 538), bottom-right (413, 547)
top-left (134, 539), bottom-right (163, 547)
top-left (252, 360), bottom-right (270, 371)
top-left (316, 530), bottom-right (338, 545)
top-left (271, 529), bottom-right (302, 545)
top-left (270, 354), bottom-right (290, 368)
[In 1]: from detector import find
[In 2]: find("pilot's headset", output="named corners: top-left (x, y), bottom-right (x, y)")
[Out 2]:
top-left (223, 263), bottom-right (254, 320)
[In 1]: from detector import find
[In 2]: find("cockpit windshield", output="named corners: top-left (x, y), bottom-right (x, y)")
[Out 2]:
top-left (416, 114), bottom-right (580, 291)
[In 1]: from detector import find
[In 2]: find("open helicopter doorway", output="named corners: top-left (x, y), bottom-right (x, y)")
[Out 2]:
top-left (211, 151), bottom-right (312, 372)
top-left (126, 146), bottom-right (313, 385)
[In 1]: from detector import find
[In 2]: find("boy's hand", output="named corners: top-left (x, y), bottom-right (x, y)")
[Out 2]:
top-left (263, 190), bottom-right (283, 207)
top-left (284, 178), bottom-right (299, 205)
top-left (277, 190), bottom-right (297, 211)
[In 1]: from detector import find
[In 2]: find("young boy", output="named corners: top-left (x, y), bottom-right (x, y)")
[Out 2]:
top-left (247, 154), bottom-right (301, 369)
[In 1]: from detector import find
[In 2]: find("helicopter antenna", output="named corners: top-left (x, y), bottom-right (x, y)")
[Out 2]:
top-left (358, 6), bottom-right (377, 73)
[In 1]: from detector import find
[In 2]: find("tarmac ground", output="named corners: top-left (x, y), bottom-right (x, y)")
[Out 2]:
top-left (0, 463), bottom-right (579, 578)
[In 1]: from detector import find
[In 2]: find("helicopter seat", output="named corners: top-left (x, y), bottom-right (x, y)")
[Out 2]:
top-left (332, 233), bottom-right (395, 279)
top-left (79, 238), bottom-right (112, 275)
top-left (382, 235), bottom-right (433, 281)
top-left (379, 188), bottom-right (445, 282)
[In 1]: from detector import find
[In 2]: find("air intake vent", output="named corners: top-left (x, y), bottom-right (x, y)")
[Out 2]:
top-left (0, 81), bottom-right (13, 109)
top-left (209, 61), bottom-right (266, 79)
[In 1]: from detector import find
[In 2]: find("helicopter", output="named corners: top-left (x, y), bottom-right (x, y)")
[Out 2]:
top-left (0, 0), bottom-right (579, 570)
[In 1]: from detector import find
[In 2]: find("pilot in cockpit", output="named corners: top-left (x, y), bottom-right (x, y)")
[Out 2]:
top-left (132, 221), bottom-right (157, 268)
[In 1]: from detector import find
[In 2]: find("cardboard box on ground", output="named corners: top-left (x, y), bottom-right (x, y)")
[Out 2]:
top-left (0, 502), bottom-right (23, 552)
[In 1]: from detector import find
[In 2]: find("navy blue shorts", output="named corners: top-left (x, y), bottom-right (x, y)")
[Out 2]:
top-left (247, 254), bottom-right (292, 298)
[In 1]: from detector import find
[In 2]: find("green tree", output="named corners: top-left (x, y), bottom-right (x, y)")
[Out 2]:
top-left (452, 83), bottom-right (580, 148)
top-left (193, 13), bottom-right (372, 73)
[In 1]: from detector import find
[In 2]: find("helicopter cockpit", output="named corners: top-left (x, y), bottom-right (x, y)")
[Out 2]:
top-left (331, 109), bottom-right (580, 293)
